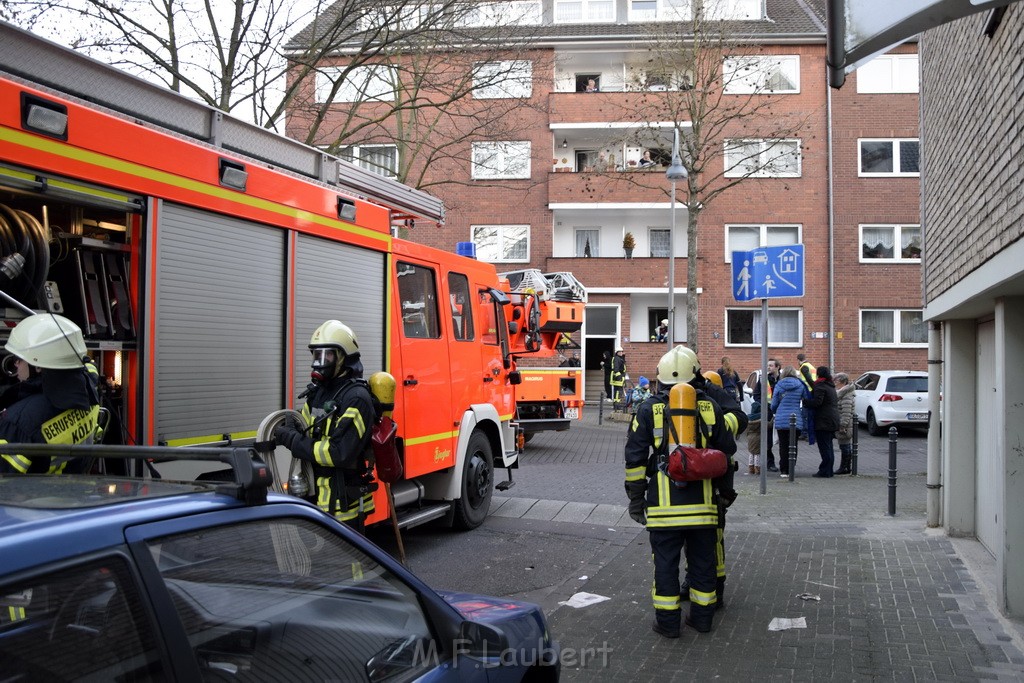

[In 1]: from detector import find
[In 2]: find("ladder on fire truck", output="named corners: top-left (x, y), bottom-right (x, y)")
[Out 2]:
top-left (0, 22), bottom-right (445, 228)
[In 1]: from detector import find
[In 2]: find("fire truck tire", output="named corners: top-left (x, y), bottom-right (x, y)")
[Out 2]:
top-left (453, 430), bottom-right (494, 530)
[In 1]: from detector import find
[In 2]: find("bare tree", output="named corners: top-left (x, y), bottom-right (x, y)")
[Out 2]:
top-left (0, 0), bottom-right (548, 196)
top-left (592, 9), bottom-right (815, 353)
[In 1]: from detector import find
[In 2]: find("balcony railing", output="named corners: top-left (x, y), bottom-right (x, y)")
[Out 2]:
top-left (548, 169), bottom-right (671, 204)
top-left (544, 256), bottom-right (688, 288)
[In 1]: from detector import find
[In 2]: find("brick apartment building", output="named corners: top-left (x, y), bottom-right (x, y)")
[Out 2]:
top-left (287, 0), bottom-right (925, 396)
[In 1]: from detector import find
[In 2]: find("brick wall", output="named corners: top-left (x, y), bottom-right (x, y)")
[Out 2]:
top-left (921, 10), bottom-right (1024, 302)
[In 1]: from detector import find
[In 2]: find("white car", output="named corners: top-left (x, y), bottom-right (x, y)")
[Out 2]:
top-left (853, 370), bottom-right (930, 436)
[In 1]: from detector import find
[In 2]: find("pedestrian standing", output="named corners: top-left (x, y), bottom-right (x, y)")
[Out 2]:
top-left (810, 366), bottom-right (840, 478)
top-left (834, 373), bottom-right (856, 474)
top-left (601, 349), bottom-right (613, 400)
top-left (717, 356), bottom-right (742, 402)
top-left (771, 366), bottom-right (808, 477)
top-left (752, 358), bottom-right (780, 471)
top-left (624, 345), bottom-right (746, 636)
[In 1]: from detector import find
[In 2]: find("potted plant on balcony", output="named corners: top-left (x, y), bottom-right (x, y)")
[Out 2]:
top-left (622, 232), bottom-right (635, 258)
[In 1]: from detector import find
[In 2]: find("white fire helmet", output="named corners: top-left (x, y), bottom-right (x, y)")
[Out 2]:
top-left (4, 313), bottom-right (87, 370)
top-left (308, 320), bottom-right (360, 383)
top-left (656, 345), bottom-right (700, 386)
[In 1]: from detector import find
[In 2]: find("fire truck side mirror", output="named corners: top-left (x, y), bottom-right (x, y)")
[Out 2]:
top-left (487, 288), bottom-right (510, 306)
top-left (508, 371), bottom-right (522, 385)
top-left (508, 321), bottom-right (519, 335)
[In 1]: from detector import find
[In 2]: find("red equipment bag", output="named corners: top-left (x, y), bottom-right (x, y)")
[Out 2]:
top-left (665, 445), bottom-right (729, 482)
top-left (372, 415), bottom-right (402, 483)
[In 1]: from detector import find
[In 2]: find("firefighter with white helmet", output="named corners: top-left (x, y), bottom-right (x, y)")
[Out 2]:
top-left (273, 320), bottom-right (377, 531)
top-left (0, 313), bottom-right (100, 475)
top-left (623, 345), bottom-right (746, 636)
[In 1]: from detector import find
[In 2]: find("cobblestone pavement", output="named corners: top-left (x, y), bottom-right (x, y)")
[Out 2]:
top-left (495, 404), bottom-right (1024, 681)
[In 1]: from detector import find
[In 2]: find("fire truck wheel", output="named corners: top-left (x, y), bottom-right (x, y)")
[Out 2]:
top-left (453, 430), bottom-right (494, 530)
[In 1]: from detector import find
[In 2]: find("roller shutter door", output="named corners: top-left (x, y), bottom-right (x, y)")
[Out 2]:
top-left (293, 233), bottom-right (386, 403)
top-left (154, 203), bottom-right (285, 444)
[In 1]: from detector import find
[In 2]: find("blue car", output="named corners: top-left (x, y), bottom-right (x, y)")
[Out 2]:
top-left (0, 445), bottom-right (559, 682)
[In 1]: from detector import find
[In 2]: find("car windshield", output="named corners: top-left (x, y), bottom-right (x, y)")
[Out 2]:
top-left (886, 376), bottom-right (928, 393)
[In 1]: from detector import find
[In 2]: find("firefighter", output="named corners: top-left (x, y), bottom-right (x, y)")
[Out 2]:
top-left (610, 348), bottom-right (626, 403)
top-left (624, 345), bottom-right (746, 637)
top-left (0, 313), bottom-right (100, 475)
top-left (274, 320), bottom-right (377, 532)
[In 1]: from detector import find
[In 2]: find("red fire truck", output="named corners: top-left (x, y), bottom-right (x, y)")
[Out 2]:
top-left (0, 23), bottom-right (548, 529)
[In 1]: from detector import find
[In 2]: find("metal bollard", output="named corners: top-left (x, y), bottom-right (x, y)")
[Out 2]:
top-left (851, 420), bottom-right (859, 476)
top-left (788, 414), bottom-right (797, 481)
top-left (887, 426), bottom-right (898, 516)
top-left (598, 392), bottom-right (605, 425)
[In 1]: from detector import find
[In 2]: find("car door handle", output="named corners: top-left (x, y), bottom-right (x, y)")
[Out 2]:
top-left (404, 379), bottom-right (418, 386)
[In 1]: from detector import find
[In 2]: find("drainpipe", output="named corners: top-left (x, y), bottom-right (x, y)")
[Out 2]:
top-left (927, 321), bottom-right (942, 527)
top-left (826, 73), bottom-right (835, 368)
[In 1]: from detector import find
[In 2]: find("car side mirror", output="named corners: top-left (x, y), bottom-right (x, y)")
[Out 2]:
top-left (457, 620), bottom-right (509, 658)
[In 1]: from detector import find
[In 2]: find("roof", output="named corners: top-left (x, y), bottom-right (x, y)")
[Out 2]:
top-left (287, 0), bottom-right (828, 53)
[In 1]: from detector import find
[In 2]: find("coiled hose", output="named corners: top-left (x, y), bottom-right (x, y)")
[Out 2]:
top-left (0, 202), bottom-right (49, 307)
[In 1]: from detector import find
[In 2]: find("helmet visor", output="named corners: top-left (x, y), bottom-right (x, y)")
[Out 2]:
top-left (310, 348), bottom-right (340, 384)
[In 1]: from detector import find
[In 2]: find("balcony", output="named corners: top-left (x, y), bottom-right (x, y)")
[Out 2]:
top-left (544, 256), bottom-right (690, 289)
top-left (548, 169), bottom-right (672, 204)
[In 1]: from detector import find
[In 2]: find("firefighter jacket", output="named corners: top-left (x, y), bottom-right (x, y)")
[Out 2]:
top-left (624, 382), bottom-right (746, 530)
top-left (290, 376), bottom-right (376, 523)
top-left (0, 364), bottom-right (101, 475)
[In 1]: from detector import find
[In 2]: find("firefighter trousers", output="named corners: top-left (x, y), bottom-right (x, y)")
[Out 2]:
top-left (650, 527), bottom-right (717, 632)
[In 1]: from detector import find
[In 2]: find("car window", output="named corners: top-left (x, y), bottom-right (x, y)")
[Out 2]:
top-left (0, 557), bottom-right (164, 681)
top-left (887, 376), bottom-right (927, 393)
top-left (147, 518), bottom-right (437, 682)
top-left (856, 374), bottom-right (878, 391)
top-left (746, 371), bottom-right (759, 390)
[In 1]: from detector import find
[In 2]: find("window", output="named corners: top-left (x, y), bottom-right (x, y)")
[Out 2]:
top-left (586, 305), bottom-right (618, 335)
top-left (0, 558), bottom-right (164, 680)
top-left (856, 54), bottom-right (919, 93)
top-left (723, 55), bottom-right (800, 94)
top-left (471, 141), bottom-right (531, 179)
top-left (725, 139), bottom-right (801, 177)
top-left (554, 0), bottom-right (614, 23)
top-left (575, 229), bottom-right (599, 257)
top-left (725, 224), bottom-right (801, 262)
top-left (860, 224), bottom-right (921, 261)
top-left (628, 0), bottom-right (690, 21)
top-left (473, 60), bottom-right (533, 99)
top-left (726, 308), bottom-right (801, 346)
top-left (471, 224), bottom-right (529, 262)
top-left (148, 519), bottom-right (436, 681)
top-left (859, 139), bottom-right (919, 176)
top-left (340, 145), bottom-right (398, 178)
top-left (457, 1), bottom-right (542, 26)
top-left (448, 273), bottom-right (474, 340)
top-left (649, 228), bottom-right (670, 257)
top-left (397, 262), bottom-right (440, 338)
top-left (648, 308), bottom-right (668, 341)
top-left (860, 309), bottom-right (927, 346)
top-left (315, 65), bottom-right (397, 103)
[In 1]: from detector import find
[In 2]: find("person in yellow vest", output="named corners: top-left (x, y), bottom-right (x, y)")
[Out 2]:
top-left (0, 314), bottom-right (100, 475)
top-left (274, 320), bottom-right (376, 532)
top-left (623, 345), bottom-right (746, 637)
top-left (797, 353), bottom-right (817, 443)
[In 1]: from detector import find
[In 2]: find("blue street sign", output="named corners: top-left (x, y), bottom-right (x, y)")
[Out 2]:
top-left (732, 244), bottom-right (804, 301)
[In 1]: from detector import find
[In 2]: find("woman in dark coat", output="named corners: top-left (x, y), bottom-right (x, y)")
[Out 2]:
top-left (810, 366), bottom-right (841, 478)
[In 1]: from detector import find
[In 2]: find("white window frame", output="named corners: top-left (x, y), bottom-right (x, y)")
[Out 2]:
top-left (860, 309), bottom-right (928, 348)
top-left (649, 227), bottom-right (670, 257)
top-left (457, 1), bottom-right (542, 26)
top-left (859, 224), bottom-right (922, 263)
top-left (858, 138), bottom-right (920, 177)
top-left (554, 0), bottom-right (615, 24)
top-left (627, 0), bottom-right (691, 22)
top-left (724, 224), bottom-right (802, 263)
top-left (575, 228), bottom-right (600, 257)
top-left (724, 139), bottom-right (801, 178)
top-left (725, 307), bottom-right (803, 347)
top-left (471, 224), bottom-right (530, 263)
top-left (723, 55), bottom-right (800, 94)
top-left (316, 65), bottom-right (397, 104)
top-left (471, 141), bottom-right (531, 179)
top-left (473, 60), bottom-right (533, 99)
top-left (856, 54), bottom-right (919, 93)
top-left (340, 144), bottom-right (399, 178)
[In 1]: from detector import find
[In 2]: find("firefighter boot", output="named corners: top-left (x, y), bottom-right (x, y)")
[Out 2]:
top-left (652, 610), bottom-right (681, 639)
top-left (685, 606), bottom-right (714, 634)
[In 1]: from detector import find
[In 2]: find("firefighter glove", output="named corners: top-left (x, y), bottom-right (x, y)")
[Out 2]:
top-left (274, 417), bottom-right (303, 450)
top-left (719, 488), bottom-right (738, 508)
top-left (628, 496), bottom-right (647, 525)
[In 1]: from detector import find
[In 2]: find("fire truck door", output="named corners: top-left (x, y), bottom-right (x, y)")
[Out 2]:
top-left (395, 260), bottom-right (455, 477)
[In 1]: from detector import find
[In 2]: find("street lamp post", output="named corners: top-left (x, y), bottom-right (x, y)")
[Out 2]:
top-left (665, 127), bottom-right (688, 351)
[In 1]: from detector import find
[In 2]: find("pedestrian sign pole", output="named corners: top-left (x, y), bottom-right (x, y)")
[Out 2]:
top-left (731, 245), bottom-right (805, 494)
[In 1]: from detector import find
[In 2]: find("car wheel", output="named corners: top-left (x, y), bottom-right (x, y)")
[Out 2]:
top-left (453, 430), bottom-right (494, 530)
top-left (867, 409), bottom-right (884, 437)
